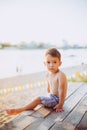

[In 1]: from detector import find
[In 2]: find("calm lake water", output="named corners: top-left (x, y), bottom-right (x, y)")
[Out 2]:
top-left (0, 48), bottom-right (87, 79)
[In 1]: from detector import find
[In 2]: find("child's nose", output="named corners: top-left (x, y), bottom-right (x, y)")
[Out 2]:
top-left (50, 63), bottom-right (53, 66)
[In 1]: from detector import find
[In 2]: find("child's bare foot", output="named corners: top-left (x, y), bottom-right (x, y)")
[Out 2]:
top-left (6, 109), bottom-right (23, 115)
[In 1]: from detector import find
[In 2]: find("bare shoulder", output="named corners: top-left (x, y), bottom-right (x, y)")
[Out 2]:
top-left (58, 70), bottom-right (67, 85)
top-left (59, 70), bottom-right (67, 79)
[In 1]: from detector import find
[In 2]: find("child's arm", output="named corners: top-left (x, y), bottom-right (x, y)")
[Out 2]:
top-left (47, 81), bottom-right (50, 93)
top-left (54, 73), bottom-right (67, 112)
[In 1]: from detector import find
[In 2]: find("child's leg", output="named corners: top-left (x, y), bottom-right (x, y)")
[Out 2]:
top-left (6, 97), bottom-right (41, 115)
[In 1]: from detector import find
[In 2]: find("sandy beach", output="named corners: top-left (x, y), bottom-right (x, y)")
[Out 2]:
top-left (0, 64), bottom-right (87, 127)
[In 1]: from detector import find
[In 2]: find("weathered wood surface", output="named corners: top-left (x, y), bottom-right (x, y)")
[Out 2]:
top-left (0, 82), bottom-right (87, 130)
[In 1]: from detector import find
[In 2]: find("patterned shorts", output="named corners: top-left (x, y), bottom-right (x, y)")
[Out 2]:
top-left (40, 94), bottom-right (59, 108)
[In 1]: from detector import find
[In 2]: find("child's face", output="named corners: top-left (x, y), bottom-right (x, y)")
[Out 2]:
top-left (44, 54), bottom-right (62, 73)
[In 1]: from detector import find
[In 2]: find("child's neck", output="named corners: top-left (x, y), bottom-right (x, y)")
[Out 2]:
top-left (49, 69), bottom-right (59, 75)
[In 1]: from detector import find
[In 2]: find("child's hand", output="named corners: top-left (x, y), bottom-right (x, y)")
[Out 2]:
top-left (53, 104), bottom-right (64, 112)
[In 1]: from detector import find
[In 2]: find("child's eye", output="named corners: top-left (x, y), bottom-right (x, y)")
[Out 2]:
top-left (47, 61), bottom-right (50, 64)
top-left (54, 61), bottom-right (57, 63)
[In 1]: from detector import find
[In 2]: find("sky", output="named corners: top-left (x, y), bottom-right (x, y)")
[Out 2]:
top-left (0, 0), bottom-right (87, 46)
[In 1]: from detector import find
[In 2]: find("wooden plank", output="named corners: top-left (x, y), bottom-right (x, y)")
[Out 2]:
top-left (21, 110), bottom-right (35, 116)
top-left (25, 118), bottom-right (44, 130)
top-left (0, 110), bottom-right (17, 127)
top-left (35, 112), bottom-right (59, 130)
top-left (50, 94), bottom-right (87, 130)
top-left (76, 111), bottom-right (87, 130)
top-left (31, 106), bottom-right (53, 118)
top-left (66, 82), bottom-right (83, 98)
top-left (0, 115), bottom-right (36, 130)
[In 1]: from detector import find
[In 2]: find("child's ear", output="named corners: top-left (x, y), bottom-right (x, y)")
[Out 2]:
top-left (59, 61), bottom-right (62, 66)
top-left (44, 61), bottom-right (46, 65)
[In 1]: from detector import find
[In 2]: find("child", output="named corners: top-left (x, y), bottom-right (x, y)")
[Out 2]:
top-left (6, 48), bottom-right (67, 115)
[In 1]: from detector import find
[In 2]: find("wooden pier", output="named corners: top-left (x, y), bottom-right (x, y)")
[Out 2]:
top-left (0, 81), bottom-right (87, 130)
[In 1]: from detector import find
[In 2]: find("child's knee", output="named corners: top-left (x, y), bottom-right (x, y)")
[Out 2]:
top-left (36, 97), bottom-right (41, 103)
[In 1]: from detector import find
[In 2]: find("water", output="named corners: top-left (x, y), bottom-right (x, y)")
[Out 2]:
top-left (0, 48), bottom-right (87, 79)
